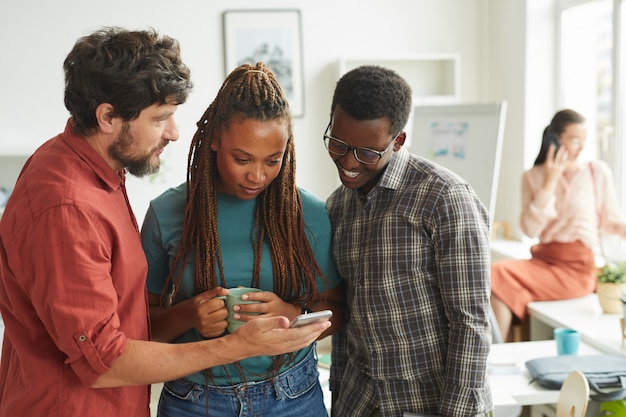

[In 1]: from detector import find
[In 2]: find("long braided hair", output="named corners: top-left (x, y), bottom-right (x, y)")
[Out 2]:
top-left (162, 61), bottom-right (324, 320)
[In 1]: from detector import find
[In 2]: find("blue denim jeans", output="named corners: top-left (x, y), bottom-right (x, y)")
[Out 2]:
top-left (157, 348), bottom-right (327, 417)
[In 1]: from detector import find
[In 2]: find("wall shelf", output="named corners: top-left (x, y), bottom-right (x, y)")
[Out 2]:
top-left (337, 55), bottom-right (460, 104)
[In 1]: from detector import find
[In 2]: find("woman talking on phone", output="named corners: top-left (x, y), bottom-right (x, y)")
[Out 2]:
top-left (140, 62), bottom-right (344, 416)
top-left (490, 109), bottom-right (626, 341)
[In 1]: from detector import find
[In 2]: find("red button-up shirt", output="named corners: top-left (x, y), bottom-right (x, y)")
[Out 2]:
top-left (0, 121), bottom-right (151, 416)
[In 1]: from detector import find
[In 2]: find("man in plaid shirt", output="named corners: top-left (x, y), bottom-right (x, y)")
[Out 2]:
top-left (324, 65), bottom-right (493, 417)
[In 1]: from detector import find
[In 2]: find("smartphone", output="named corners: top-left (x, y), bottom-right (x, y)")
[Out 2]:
top-left (547, 132), bottom-right (561, 151)
top-left (290, 310), bottom-right (333, 328)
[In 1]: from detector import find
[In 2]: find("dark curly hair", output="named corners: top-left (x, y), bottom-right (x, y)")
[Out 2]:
top-left (63, 26), bottom-right (193, 136)
top-left (330, 65), bottom-right (412, 134)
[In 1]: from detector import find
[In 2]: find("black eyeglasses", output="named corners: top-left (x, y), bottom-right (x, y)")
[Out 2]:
top-left (323, 122), bottom-right (399, 165)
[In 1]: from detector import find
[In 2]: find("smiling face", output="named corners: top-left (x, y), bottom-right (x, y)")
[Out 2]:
top-left (210, 118), bottom-right (289, 200)
top-left (328, 105), bottom-right (404, 194)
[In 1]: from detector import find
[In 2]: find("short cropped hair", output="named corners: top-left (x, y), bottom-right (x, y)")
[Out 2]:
top-left (330, 65), bottom-right (412, 135)
top-left (63, 27), bottom-right (193, 136)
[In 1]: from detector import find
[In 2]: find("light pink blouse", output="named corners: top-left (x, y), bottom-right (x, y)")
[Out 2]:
top-left (521, 160), bottom-right (626, 248)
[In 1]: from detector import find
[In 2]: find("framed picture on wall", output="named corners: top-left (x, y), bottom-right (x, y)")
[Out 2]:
top-left (223, 9), bottom-right (305, 117)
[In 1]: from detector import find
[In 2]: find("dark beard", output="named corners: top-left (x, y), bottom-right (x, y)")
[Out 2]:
top-left (109, 122), bottom-right (162, 177)
top-left (124, 157), bottom-right (160, 177)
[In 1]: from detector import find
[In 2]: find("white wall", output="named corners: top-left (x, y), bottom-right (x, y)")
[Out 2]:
top-left (487, 0), bottom-right (558, 240)
top-left (486, 0), bottom-right (527, 239)
top-left (1, 0), bottom-right (533, 228)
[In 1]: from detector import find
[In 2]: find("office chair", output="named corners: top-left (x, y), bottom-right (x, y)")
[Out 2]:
top-left (556, 370), bottom-right (589, 417)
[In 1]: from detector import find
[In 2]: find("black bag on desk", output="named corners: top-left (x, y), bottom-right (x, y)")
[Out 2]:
top-left (526, 355), bottom-right (626, 401)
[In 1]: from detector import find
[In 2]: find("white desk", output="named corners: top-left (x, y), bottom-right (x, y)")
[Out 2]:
top-left (527, 294), bottom-right (626, 355)
top-left (489, 340), bottom-right (601, 407)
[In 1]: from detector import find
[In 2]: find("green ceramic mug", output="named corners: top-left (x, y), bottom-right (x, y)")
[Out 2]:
top-left (222, 287), bottom-right (262, 333)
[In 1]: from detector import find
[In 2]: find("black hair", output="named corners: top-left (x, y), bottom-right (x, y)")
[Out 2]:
top-left (63, 26), bottom-right (193, 136)
top-left (330, 65), bottom-right (412, 135)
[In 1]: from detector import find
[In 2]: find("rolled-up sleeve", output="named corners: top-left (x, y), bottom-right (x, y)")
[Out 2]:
top-left (10, 203), bottom-right (139, 386)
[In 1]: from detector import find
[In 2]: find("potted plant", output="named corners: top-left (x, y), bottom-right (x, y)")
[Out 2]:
top-left (596, 261), bottom-right (626, 314)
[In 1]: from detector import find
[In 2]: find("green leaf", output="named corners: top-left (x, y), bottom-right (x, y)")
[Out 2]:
top-left (597, 261), bottom-right (626, 283)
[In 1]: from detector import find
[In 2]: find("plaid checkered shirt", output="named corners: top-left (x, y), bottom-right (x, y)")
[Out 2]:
top-left (327, 147), bottom-right (493, 417)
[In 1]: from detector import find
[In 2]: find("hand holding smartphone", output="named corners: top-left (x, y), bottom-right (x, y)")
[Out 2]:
top-left (290, 309), bottom-right (333, 328)
top-left (547, 132), bottom-right (561, 151)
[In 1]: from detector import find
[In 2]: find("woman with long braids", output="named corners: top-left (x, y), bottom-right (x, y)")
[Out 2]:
top-left (140, 62), bottom-right (344, 416)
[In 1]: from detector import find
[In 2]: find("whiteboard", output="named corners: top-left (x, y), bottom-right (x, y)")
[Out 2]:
top-left (409, 102), bottom-right (507, 219)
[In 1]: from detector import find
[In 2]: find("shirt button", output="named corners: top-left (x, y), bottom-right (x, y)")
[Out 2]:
top-left (78, 334), bottom-right (87, 342)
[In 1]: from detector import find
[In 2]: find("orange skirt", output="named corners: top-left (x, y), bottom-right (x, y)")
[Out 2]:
top-left (491, 241), bottom-right (596, 319)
